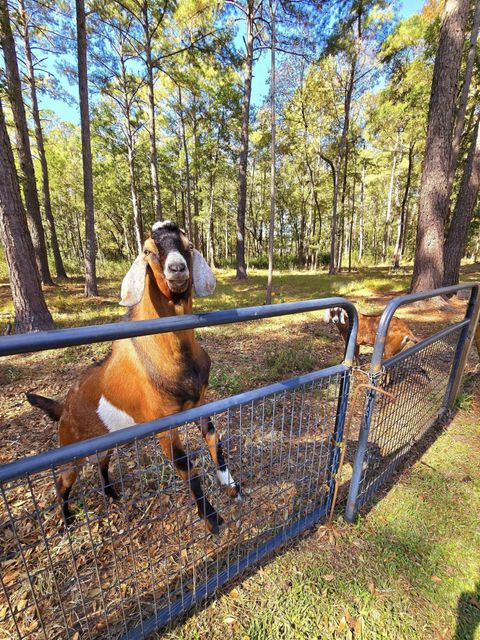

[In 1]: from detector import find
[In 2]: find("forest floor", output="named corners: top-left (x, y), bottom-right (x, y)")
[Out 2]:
top-left (0, 263), bottom-right (479, 639)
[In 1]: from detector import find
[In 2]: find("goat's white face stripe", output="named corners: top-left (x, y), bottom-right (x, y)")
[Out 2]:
top-left (164, 250), bottom-right (188, 273)
top-left (97, 395), bottom-right (136, 432)
top-left (152, 219), bottom-right (175, 231)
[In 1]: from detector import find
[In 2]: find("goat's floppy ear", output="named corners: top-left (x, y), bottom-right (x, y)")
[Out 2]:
top-left (119, 255), bottom-right (147, 306)
top-left (192, 249), bottom-right (215, 297)
top-left (323, 308), bottom-right (332, 323)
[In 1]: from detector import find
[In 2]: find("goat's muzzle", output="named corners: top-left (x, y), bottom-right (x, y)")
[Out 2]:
top-left (164, 252), bottom-right (190, 292)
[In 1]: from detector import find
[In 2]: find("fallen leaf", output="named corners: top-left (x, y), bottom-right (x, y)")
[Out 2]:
top-left (354, 616), bottom-right (364, 636)
top-left (368, 581), bottom-right (376, 595)
top-left (228, 588), bottom-right (239, 599)
top-left (72, 633), bottom-right (80, 640)
top-left (335, 617), bottom-right (348, 634)
top-left (345, 610), bottom-right (355, 627)
top-left (323, 574), bottom-right (335, 581)
top-left (431, 575), bottom-right (442, 583)
top-left (223, 616), bottom-right (236, 625)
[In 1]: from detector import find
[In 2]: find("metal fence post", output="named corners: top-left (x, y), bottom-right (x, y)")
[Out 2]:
top-left (443, 285), bottom-right (480, 409)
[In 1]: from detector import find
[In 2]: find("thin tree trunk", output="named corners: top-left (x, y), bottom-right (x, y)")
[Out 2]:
top-left (236, 0), bottom-right (255, 280)
top-left (348, 168), bottom-right (356, 273)
top-left (266, 0), bottom-right (276, 304)
top-left (382, 137), bottom-right (399, 262)
top-left (119, 54), bottom-right (143, 252)
top-left (448, 0), bottom-right (480, 192)
top-left (411, 0), bottom-right (469, 293)
top-left (192, 107), bottom-right (200, 248)
top-left (0, 99), bottom-right (54, 332)
top-left (143, 6), bottom-right (162, 222)
top-left (76, 0), bottom-right (98, 296)
top-left (178, 87), bottom-right (193, 240)
top-left (393, 142), bottom-right (415, 268)
top-left (19, 0), bottom-right (67, 279)
top-left (359, 160), bottom-right (365, 262)
top-left (443, 115), bottom-right (480, 286)
top-left (0, 0), bottom-right (54, 286)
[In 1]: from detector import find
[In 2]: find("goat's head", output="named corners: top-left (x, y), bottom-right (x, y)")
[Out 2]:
top-left (120, 220), bottom-right (215, 307)
top-left (323, 306), bottom-right (348, 327)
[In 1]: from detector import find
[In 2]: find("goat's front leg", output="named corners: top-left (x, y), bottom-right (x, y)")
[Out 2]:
top-left (198, 417), bottom-right (241, 500)
top-left (158, 431), bottom-right (224, 534)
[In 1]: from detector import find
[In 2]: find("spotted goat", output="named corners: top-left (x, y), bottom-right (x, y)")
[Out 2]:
top-left (27, 221), bottom-right (240, 534)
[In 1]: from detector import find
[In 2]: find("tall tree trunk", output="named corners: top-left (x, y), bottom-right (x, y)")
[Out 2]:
top-left (410, 0), bottom-right (469, 293)
top-left (266, 0), bottom-right (276, 304)
top-left (448, 0), bottom-right (480, 192)
top-left (0, 100), bottom-right (54, 332)
top-left (359, 160), bottom-right (365, 262)
top-left (393, 142), bottom-right (415, 269)
top-left (236, 0), bottom-right (255, 280)
top-left (19, 0), bottom-right (67, 279)
top-left (178, 87), bottom-right (193, 240)
top-left (348, 168), bottom-right (356, 273)
top-left (443, 115), bottom-right (480, 286)
top-left (192, 107), bottom-right (200, 248)
top-left (330, 55), bottom-right (356, 274)
top-left (382, 135), bottom-right (400, 262)
top-left (126, 125), bottom-right (143, 252)
top-left (76, 0), bottom-right (98, 296)
top-left (0, 0), bottom-right (54, 286)
top-left (143, 6), bottom-right (162, 222)
top-left (119, 54), bottom-right (143, 252)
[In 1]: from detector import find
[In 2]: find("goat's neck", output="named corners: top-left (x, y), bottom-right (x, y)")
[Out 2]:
top-left (132, 272), bottom-right (195, 356)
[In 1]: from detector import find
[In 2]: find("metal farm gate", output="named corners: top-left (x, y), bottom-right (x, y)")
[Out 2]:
top-left (345, 283), bottom-right (480, 521)
top-left (0, 285), bottom-right (479, 639)
top-left (0, 299), bottom-right (358, 640)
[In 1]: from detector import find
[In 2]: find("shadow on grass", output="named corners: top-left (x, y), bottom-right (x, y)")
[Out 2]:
top-left (455, 580), bottom-right (480, 640)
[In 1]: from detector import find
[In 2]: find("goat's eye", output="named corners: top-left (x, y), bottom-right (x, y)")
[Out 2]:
top-left (144, 249), bottom-right (151, 256)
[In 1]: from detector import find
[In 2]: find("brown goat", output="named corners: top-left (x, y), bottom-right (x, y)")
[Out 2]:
top-left (324, 306), bottom-right (419, 361)
top-left (27, 221), bottom-right (239, 534)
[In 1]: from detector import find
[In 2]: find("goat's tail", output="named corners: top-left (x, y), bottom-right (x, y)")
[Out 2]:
top-left (26, 392), bottom-right (63, 421)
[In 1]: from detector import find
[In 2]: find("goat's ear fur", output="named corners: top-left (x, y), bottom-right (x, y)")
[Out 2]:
top-left (324, 308), bottom-right (332, 323)
top-left (119, 255), bottom-right (147, 307)
top-left (192, 249), bottom-right (215, 297)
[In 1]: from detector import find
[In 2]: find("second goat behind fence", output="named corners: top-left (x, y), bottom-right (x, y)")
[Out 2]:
top-left (324, 306), bottom-right (419, 361)
top-left (27, 220), bottom-right (240, 534)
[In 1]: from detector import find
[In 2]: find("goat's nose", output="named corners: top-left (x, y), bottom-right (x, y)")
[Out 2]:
top-left (168, 261), bottom-right (186, 273)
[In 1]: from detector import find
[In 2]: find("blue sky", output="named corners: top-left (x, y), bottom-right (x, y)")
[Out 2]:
top-left (38, 0), bottom-right (424, 124)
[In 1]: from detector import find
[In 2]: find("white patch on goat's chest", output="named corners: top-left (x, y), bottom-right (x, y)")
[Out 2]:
top-left (97, 395), bottom-right (136, 432)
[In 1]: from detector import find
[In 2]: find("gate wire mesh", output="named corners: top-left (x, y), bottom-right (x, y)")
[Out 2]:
top-left (353, 325), bottom-right (463, 511)
top-left (0, 369), bottom-right (347, 639)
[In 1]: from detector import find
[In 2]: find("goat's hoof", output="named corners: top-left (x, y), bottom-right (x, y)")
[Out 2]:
top-left (206, 512), bottom-right (224, 535)
top-left (225, 482), bottom-right (241, 500)
top-left (59, 512), bottom-right (76, 534)
top-left (104, 485), bottom-right (120, 500)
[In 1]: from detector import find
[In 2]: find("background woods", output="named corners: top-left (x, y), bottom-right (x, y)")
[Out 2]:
top-left (1, 0), bottom-right (480, 329)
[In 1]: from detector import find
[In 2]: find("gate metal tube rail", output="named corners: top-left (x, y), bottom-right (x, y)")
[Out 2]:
top-left (345, 282), bottom-right (480, 523)
top-left (0, 297), bottom-right (358, 640)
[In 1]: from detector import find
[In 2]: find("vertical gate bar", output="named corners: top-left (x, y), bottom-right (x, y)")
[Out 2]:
top-left (443, 285), bottom-right (480, 409)
top-left (344, 382), bottom-right (376, 522)
top-left (326, 370), bottom-right (352, 514)
top-left (326, 302), bottom-right (358, 515)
